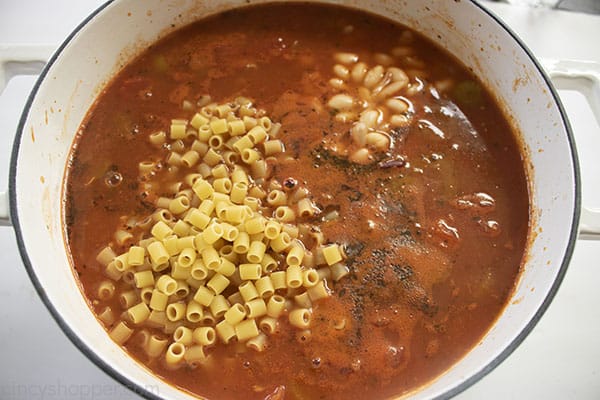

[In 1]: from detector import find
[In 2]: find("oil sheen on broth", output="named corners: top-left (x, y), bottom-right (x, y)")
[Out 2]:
top-left (64, 3), bottom-right (529, 400)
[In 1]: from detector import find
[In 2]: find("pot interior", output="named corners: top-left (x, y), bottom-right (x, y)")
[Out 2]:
top-left (11, 0), bottom-right (578, 399)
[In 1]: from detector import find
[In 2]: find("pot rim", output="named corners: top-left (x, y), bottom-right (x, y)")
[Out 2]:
top-left (7, 1), bottom-right (581, 399)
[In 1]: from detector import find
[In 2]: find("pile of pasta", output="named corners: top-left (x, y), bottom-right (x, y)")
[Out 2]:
top-left (93, 97), bottom-right (349, 367)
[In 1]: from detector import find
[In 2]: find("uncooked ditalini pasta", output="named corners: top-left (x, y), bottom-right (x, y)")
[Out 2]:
top-left (145, 334), bottom-right (168, 358)
top-left (96, 246), bottom-right (116, 267)
top-left (156, 275), bottom-right (177, 295)
top-left (185, 301), bottom-right (204, 323)
top-left (97, 280), bottom-right (115, 300)
top-left (165, 342), bottom-right (186, 365)
top-left (245, 298), bottom-right (267, 319)
top-left (259, 316), bottom-right (278, 334)
top-left (150, 290), bottom-right (168, 311)
top-left (209, 295), bottom-right (230, 318)
top-left (91, 100), bottom-right (345, 367)
top-left (98, 306), bottom-right (115, 326)
top-left (119, 290), bottom-right (138, 309)
top-left (215, 320), bottom-right (236, 344)
top-left (173, 326), bottom-right (194, 346)
top-left (193, 327), bottom-right (216, 346)
top-left (166, 302), bottom-right (186, 322)
top-left (289, 308), bottom-right (311, 329)
top-left (255, 276), bottom-right (275, 298)
top-left (246, 332), bottom-right (268, 352)
top-left (109, 321), bottom-right (134, 345)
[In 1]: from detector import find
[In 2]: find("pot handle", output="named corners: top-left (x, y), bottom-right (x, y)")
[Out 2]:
top-left (543, 59), bottom-right (600, 240)
top-left (0, 44), bottom-right (55, 227)
top-left (0, 191), bottom-right (8, 227)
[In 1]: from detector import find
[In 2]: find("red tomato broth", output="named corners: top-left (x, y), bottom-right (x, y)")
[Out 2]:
top-left (64, 3), bottom-right (529, 400)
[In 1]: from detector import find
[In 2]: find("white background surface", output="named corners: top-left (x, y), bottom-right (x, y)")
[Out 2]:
top-left (1, 1), bottom-right (599, 399)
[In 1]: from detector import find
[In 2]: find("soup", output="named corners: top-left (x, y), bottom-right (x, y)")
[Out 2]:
top-left (64, 3), bottom-right (529, 399)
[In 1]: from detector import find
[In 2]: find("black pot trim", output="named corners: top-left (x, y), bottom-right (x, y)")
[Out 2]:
top-left (8, 1), bottom-right (581, 399)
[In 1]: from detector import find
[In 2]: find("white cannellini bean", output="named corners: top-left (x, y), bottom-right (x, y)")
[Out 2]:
top-left (363, 65), bottom-right (385, 89)
top-left (378, 121), bottom-right (391, 132)
top-left (309, 97), bottom-right (324, 115)
top-left (403, 56), bottom-right (425, 69)
top-left (388, 67), bottom-right (409, 86)
top-left (333, 64), bottom-right (350, 80)
top-left (357, 87), bottom-right (372, 103)
top-left (328, 94), bottom-right (355, 110)
top-left (366, 132), bottom-right (390, 151)
top-left (434, 79), bottom-right (455, 92)
top-left (351, 62), bottom-right (368, 83)
top-left (370, 72), bottom-right (393, 97)
top-left (329, 78), bottom-right (346, 90)
top-left (390, 114), bottom-right (410, 127)
top-left (405, 82), bottom-right (423, 96)
top-left (406, 69), bottom-right (428, 80)
top-left (386, 98), bottom-right (409, 114)
top-left (391, 46), bottom-right (413, 57)
top-left (376, 81), bottom-right (407, 100)
top-left (398, 30), bottom-right (414, 44)
top-left (334, 52), bottom-right (359, 65)
top-left (374, 53), bottom-right (394, 66)
top-left (335, 111), bottom-right (357, 123)
top-left (350, 122), bottom-right (368, 147)
top-left (349, 148), bottom-right (371, 164)
top-left (359, 109), bottom-right (380, 129)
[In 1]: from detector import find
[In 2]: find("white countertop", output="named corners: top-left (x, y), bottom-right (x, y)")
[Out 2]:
top-left (1, 1), bottom-right (599, 399)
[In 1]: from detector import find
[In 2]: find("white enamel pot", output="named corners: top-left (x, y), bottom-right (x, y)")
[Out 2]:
top-left (2, 0), bottom-right (600, 399)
